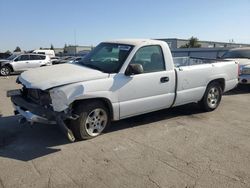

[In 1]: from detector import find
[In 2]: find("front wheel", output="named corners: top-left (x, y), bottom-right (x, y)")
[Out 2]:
top-left (199, 82), bottom-right (222, 112)
top-left (0, 66), bottom-right (11, 76)
top-left (70, 101), bottom-right (110, 140)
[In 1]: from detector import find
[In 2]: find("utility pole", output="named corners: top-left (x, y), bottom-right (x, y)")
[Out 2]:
top-left (74, 29), bottom-right (77, 56)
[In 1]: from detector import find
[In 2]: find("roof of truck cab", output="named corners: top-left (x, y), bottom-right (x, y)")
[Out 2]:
top-left (104, 39), bottom-right (165, 46)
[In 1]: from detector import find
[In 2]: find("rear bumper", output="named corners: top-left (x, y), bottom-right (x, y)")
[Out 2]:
top-left (239, 75), bottom-right (250, 84)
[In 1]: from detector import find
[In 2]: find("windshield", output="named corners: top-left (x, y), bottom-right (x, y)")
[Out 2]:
top-left (6, 54), bottom-right (18, 60)
top-left (78, 43), bottom-right (133, 73)
top-left (222, 49), bottom-right (250, 59)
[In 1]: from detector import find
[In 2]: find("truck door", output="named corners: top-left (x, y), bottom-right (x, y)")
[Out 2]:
top-left (12, 55), bottom-right (30, 71)
top-left (117, 45), bottom-right (175, 119)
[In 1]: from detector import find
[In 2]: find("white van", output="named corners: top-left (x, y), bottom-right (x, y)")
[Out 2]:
top-left (33, 49), bottom-right (55, 58)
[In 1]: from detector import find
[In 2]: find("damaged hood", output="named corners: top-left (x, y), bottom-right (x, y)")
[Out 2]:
top-left (19, 63), bottom-right (109, 90)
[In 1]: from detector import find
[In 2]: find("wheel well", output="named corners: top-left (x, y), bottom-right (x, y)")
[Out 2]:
top-left (72, 98), bottom-right (114, 120)
top-left (3, 64), bottom-right (14, 72)
top-left (208, 78), bottom-right (225, 91)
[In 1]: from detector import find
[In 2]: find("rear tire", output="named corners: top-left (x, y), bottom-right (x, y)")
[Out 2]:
top-left (199, 82), bottom-right (222, 112)
top-left (0, 66), bottom-right (11, 76)
top-left (70, 101), bottom-right (110, 140)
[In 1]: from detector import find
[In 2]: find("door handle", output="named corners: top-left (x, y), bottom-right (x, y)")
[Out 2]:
top-left (160, 77), bottom-right (169, 83)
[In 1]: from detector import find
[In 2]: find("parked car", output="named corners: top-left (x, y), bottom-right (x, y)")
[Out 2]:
top-left (68, 57), bottom-right (84, 64)
top-left (8, 39), bottom-right (238, 141)
top-left (239, 64), bottom-right (250, 84)
top-left (222, 47), bottom-right (250, 65)
top-left (0, 52), bottom-right (11, 60)
top-left (0, 54), bottom-right (51, 76)
top-left (52, 56), bottom-right (73, 65)
top-left (52, 56), bottom-right (84, 65)
top-left (222, 47), bottom-right (250, 84)
top-left (33, 49), bottom-right (55, 58)
top-left (50, 56), bottom-right (60, 65)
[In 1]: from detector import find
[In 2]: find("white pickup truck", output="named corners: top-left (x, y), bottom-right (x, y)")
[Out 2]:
top-left (8, 39), bottom-right (239, 141)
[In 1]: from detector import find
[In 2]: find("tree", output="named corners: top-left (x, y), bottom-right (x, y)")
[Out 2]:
top-left (63, 43), bottom-right (68, 54)
top-left (14, 46), bottom-right (21, 52)
top-left (180, 37), bottom-right (201, 48)
top-left (50, 44), bottom-right (54, 50)
top-left (5, 50), bottom-right (11, 54)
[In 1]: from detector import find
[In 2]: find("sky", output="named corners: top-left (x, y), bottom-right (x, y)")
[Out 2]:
top-left (0, 0), bottom-right (250, 51)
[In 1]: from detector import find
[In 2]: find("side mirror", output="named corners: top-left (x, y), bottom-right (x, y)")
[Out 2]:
top-left (125, 64), bottom-right (144, 76)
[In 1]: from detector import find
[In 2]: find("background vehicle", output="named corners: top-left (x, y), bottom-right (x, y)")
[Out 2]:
top-left (52, 56), bottom-right (73, 65)
top-left (9, 39), bottom-right (238, 141)
top-left (0, 52), bottom-right (11, 60)
top-left (239, 64), bottom-right (250, 84)
top-left (33, 49), bottom-right (55, 58)
top-left (222, 47), bottom-right (250, 65)
top-left (52, 56), bottom-right (84, 65)
top-left (68, 57), bottom-right (84, 64)
top-left (222, 47), bottom-right (250, 84)
top-left (50, 56), bottom-right (60, 64)
top-left (0, 54), bottom-right (51, 76)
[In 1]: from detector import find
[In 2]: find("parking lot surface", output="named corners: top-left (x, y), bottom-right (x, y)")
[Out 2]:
top-left (0, 75), bottom-right (250, 188)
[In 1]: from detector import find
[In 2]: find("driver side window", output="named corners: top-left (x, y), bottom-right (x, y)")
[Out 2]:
top-left (130, 45), bottom-right (165, 73)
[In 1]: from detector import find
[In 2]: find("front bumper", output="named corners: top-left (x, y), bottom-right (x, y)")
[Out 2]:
top-left (11, 95), bottom-right (56, 123)
top-left (10, 94), bottom-right (76, 142)
top-left (239, 74), bottom-right (250, 84)
top-left (13, 105), bottom-right (56, 124)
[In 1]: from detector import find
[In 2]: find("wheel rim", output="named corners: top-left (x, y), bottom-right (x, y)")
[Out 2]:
top-left (85, 108), bottom-right (108, 137)
top-left (207, 87), bottom-right (220, 109)
top-left (0, 67), bottom-right (9, 76)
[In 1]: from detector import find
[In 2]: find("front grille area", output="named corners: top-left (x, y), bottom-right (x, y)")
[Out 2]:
top-left (27, 89), bottom-right (40, 100)
top-left (22, 87), bottom-right (52, 106)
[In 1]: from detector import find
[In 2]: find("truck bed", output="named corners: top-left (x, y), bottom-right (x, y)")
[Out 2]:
top-left (173, 57), bottom-right (230, 67)
top-left (172, 57), bottom-right (238, 107)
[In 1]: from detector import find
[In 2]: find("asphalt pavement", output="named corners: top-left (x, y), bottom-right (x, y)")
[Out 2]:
top-left (0, 76), bottom-right (250, 188)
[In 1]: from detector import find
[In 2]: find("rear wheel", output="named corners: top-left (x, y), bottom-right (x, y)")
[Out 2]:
top-left (0, 66), bottom-right (11, 76)
top-left (199, 82), bottom-right (222, 112)
top-left (70, 101), bottom-right (110, 140)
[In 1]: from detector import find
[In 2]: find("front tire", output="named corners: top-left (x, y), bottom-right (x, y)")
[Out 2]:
top-left (199, 82), bottom-right (222, 112)
top-left (0, 66), bottom-right (11, 76)
top-left (70, 101), bottom-right (110, 140)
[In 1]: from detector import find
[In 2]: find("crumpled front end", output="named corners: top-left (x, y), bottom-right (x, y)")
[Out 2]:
top-left (8, 85), bottom-right (77, 142)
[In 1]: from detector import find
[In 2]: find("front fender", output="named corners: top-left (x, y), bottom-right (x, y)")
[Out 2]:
top-left (49, 82), bottom-right (117, 112)
top-left (49, 84), bottom-right (85, 112)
